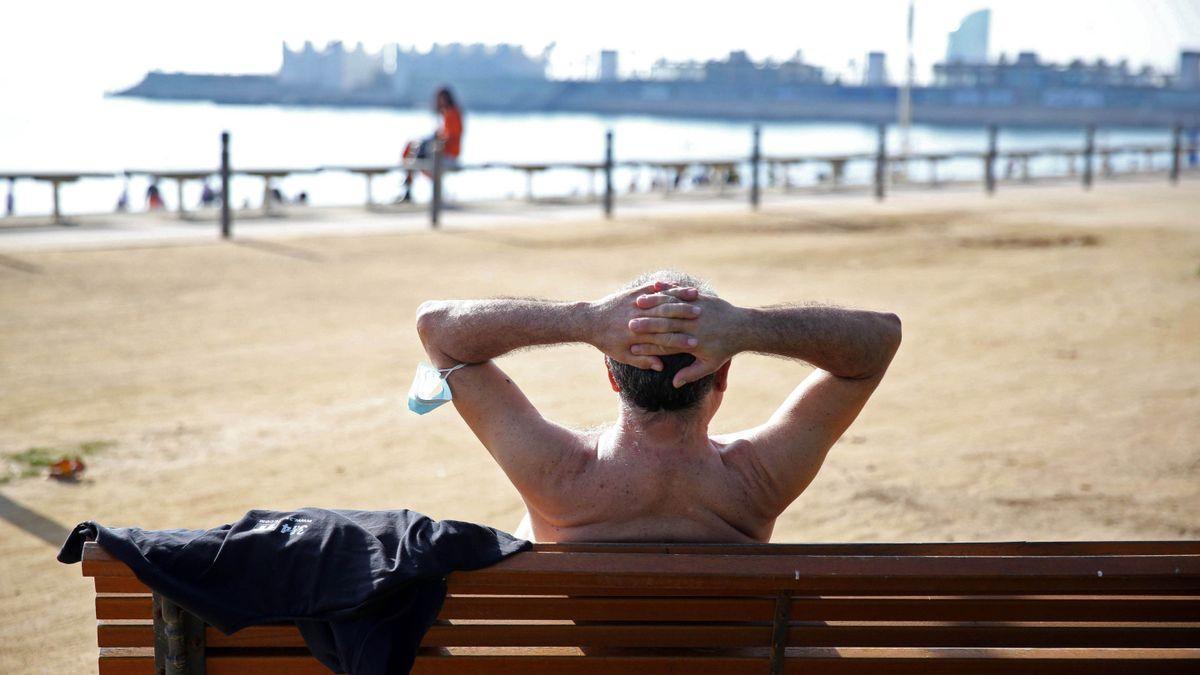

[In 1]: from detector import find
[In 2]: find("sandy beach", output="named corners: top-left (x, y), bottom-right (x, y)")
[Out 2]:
top-left (1, 180), bottom-right (1198, 673)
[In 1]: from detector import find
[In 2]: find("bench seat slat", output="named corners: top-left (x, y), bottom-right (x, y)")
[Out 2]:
top-left (97, 647), bottom-right (153, 675)
top-left (96, 594), bottom-right (152, 620)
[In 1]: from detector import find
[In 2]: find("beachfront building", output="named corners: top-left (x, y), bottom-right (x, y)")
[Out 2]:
top-left (280, 41), bottom-right (384, 92)
top-left (946, 9), bottom-right (990, 65)
top-left (599, 51), bottom-right (619, 81)
top-left (934, 51), bottom-right (1165, 89)
top-left (864, 52), bottom-right (889, 87)
top-left (390, 43), bottom-right (549, 96)
top-left (1180, 51), bottom-right (1200, 88)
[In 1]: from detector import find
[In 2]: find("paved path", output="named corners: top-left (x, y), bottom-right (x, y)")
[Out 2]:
top-left (0, 173), bottom-right (1181, 253)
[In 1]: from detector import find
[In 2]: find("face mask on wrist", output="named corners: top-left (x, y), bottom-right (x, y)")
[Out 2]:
top-left (407, 362), bottom-right (467, 415)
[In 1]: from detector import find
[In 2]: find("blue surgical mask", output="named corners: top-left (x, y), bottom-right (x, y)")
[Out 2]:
top-left (407, 362), bottom-right (466, 415)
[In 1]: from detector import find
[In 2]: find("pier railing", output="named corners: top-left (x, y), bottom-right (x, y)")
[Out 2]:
top-left (2, 123), bottom-right (1195, 234)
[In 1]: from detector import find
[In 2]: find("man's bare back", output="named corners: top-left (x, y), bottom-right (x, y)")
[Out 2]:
top-left (416, 271), bottom-right (900, 543)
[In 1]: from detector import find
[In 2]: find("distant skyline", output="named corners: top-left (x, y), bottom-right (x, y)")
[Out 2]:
top-left (4, 0), bottom-right (1200, 100)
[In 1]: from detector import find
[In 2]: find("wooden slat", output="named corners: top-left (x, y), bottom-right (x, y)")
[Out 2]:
top-left (789, 596), bottom-right (1200, 622)
top-left (89, 591), bottom-right (1200, 624)
top-left (97, 621), bottom-right (154, 648)
top-left (448, 577), bottom-right (1199, 596)
top-left (80, 540), bottom-right (1200, 573)
top-left (404, 648), bottom-right (1200, 675)
top-left (97, 647), bottom-right (154, 675)
top-left (206, 624), bottom-right (307, 648)
top-left (411, 653), bottom-right (765, 674)
top-left (462, 552), bottom-right (1200, 580)
top-left (441, 596), bottom-right (776, 621)
top-left (193, 620), bottom-right (1200, 650)
top-left (422, 624), bottom-right (771, 648)
top-left (96, 594), bottom-right (153, 620)
top-left (533, 541), bottom-right (1200, 556)
top-left (94, 576), bottom-right (149, 593)
top-left (784, 623), bottom-right (1200, 648)
top-left (206, 652), bottom-right (331, 675)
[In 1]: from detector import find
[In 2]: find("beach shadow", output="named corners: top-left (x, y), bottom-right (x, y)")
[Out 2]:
top-left (0, 492), bottom-right (70, 548)
top-left (0, 253), bottom-right (42, 274)
top-left (232, 238), bottom-right (326, 262)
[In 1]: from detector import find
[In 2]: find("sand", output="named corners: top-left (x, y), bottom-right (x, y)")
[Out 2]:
top-left (1, 180), bottom-right (1198, 673)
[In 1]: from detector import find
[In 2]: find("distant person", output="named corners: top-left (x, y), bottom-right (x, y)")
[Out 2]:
top-left (116, 178), bottom-right (129, 213)
top-left (295, 191), bottom-right (309, 205)
top-left (200, 181), bottom-right (217, 207)
top-left (146, 183), bottom-right (165, 211)
top-left (398, 87), bottom-right (464, 203)
top-left (414, 271), bottom-right (900, 542)
top-left (7, 178), bottom-right (16, 216)
top-left (1189, 128), bottom-right (1199, 168)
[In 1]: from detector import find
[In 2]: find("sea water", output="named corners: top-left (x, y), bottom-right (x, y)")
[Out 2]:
top-left (0, 95), bottom-right (1176, 217)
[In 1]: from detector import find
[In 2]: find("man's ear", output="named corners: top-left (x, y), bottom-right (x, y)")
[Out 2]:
top-left (605, 358), bottom-right (621, 392)
top-left (714, 360), bottom-right (732, 392)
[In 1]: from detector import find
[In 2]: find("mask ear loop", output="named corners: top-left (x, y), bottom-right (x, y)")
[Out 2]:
top-left (437, 363), bottom-right (467, 377)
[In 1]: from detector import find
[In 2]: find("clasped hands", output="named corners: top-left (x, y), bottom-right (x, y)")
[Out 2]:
top-left (590, 280), bottom-right (736, 388)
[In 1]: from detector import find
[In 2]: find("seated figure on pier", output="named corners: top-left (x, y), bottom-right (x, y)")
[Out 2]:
top-left (398, 86), bottom-right (463, 204)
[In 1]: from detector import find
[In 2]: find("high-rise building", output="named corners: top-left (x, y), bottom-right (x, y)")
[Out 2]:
top-left (599, 50), bottom-right (619, 81)
top-left (864, 52), bottom-right (888, 86)
top-left (1180, 50), bottom-right (1200, 89)
top-left (946, 9), bottom-right (990, 64)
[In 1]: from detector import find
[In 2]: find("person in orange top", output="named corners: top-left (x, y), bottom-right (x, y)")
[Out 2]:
top-left (400, 87), bottom-right (464, 203)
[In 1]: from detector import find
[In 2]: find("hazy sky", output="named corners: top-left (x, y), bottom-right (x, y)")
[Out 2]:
top-left (4, 0), bottom-right (1199, 98)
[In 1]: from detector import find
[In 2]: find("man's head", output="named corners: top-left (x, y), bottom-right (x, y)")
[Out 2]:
top-left (605, 271), bottom-right (727, 414)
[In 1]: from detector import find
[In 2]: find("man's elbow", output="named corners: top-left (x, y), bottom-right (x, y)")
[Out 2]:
top-left (415, 300), bottom-right (449, 342)
top-left (880, 312), bottom-right (902, 356)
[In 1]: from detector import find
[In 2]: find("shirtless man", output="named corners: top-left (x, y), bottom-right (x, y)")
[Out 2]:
top-left (415, 271), bottom-right (901, 543)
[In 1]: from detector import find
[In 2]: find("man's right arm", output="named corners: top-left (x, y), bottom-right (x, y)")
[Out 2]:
top-left (631, 295), bottom-right (901, 513)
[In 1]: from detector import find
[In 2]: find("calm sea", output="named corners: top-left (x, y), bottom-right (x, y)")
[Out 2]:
top-left (0, 96), bottom-right (1178, 216)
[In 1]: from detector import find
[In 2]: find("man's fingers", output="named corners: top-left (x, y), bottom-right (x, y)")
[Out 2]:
top-left (634, 288), bottom-right (698, 308)
top-left (630, 354), bottom-right (664, 371)
top-left (638, 280), bottom-right (677, 295)
top-left (643, 332), bottom-right (698, 350)
top-left (630, 342), bottom-right (675, 356)
top-left (662, 287), bottom-right (700, 301)
top-left (673, 360), bottom-right (712, 388)
top-left (641, 302), bottom-right (702, 319)
top-left (629, 317), bottom-right (699, 335)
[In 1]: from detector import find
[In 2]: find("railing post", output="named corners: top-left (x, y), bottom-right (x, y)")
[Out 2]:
top-left (874, 124), bottom-right (887, 202)
top-left (985, 124), bottom-right (998, 195)
top-left (1082, 124), bottom-right (1095, 191)
top-left (1170, 123), bottom-right (1182, 185)
top-left (430, 139), bottom-right (444, 229)
top-left (603, 130), bottom-right (614, 219)
top-left (750, 124), bottom-right (761, 210)
top-left (220, 131), bottom-right (232, 239)
top-left (51, 180), bottom-right (63, 225)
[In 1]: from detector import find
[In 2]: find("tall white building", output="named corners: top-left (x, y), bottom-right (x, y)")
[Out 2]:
top-left (1180, 51), bottom-right (1200, 89)
top-left (946, 9), bottom-right (990, 65)
top-left (864, 51), bottom-right (888, 86)
top-left (599, 50), bottom-right (619, 81)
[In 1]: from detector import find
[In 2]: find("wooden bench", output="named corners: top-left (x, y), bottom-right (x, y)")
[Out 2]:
top-left (81, 540), bottom-right (1200, 674)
